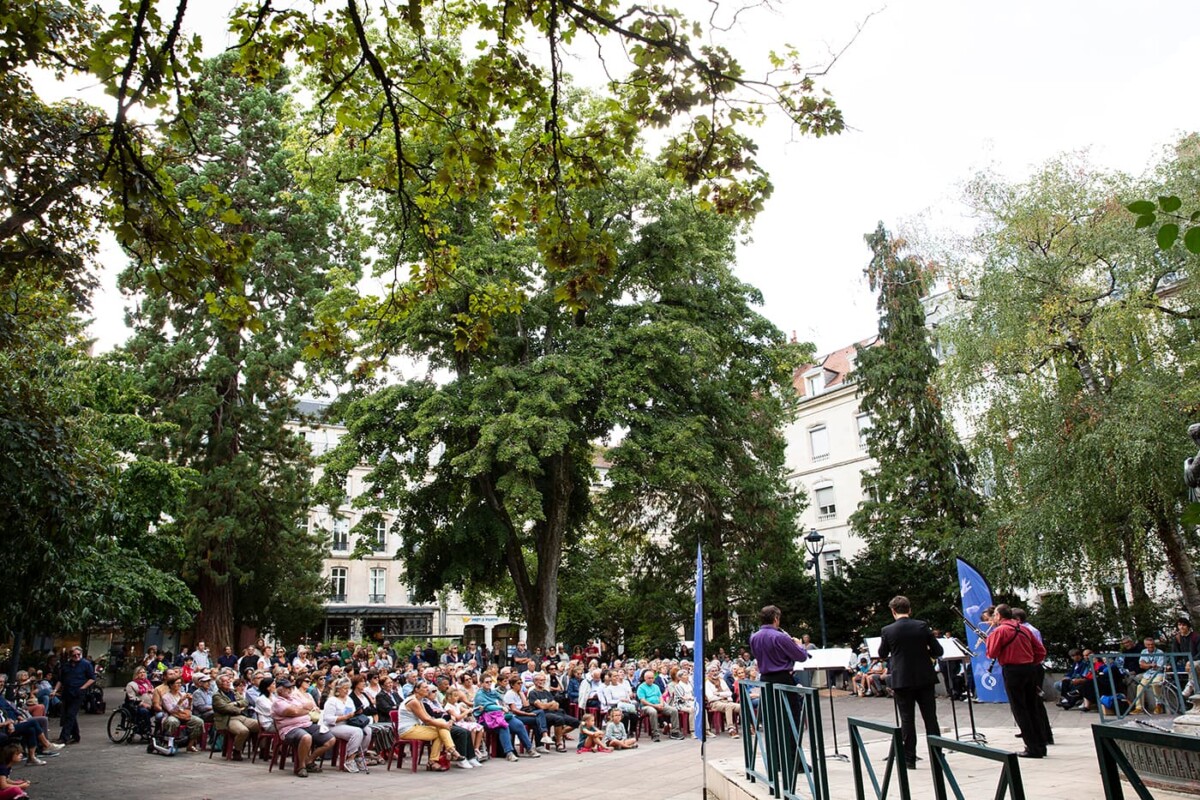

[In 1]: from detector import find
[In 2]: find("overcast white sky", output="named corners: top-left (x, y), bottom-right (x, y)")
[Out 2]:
top-left (83, 1), bottom-right (1200, 355)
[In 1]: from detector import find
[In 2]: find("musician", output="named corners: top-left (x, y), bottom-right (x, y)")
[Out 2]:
top-left (986, 604), bottom-right (1049, 758)
top-left (878, 596), bottom-right (942, 770)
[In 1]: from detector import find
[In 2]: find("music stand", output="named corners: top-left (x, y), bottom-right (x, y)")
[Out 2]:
top-left (798, 647), bottom-right (854, 762)
top-left (938, 637), bottom-right (985, 743)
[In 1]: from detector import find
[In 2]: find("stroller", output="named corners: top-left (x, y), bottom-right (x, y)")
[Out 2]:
top-left (83, 664), bottom-right (107, 714)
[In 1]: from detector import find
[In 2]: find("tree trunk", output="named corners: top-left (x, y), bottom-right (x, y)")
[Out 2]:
top-left (194, 572), bottom-right (235, 652)
top-left (1119, 525), bottom-right (1150, 607)
top-left (1156, 511), bottom-right (1200, 621)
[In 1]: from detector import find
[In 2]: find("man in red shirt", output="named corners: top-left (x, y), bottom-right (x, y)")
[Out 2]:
top-left (985, 604), bottom-right (1049, 758)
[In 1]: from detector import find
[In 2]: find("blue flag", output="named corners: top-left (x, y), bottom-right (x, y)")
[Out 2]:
top-left (693, 542), bottom-right (705, 741)
top-left (956, 557), bottom-right (1007, 703)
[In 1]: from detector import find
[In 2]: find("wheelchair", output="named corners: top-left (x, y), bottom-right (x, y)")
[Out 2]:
top-left (107, 700), bottom-right (154, 744)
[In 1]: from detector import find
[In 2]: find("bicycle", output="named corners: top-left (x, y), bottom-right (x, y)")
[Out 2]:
top-left (1128, 669), bottom-right (1187, 716)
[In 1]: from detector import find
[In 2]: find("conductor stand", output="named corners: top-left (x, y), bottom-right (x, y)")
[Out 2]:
top-left (804, 528), bottom-right (849, 763)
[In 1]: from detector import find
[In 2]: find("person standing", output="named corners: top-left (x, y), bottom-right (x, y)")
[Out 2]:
top-left (878, 596), bottom-right (943, 769)
top-left (749, 606), bottom-right (809, 749)
top-left (191, 641), bottom-right (211, 670)
top-left (986, 604), bottom-right (1048, 758)
top-left (52, 647), bottom-right (95, 744)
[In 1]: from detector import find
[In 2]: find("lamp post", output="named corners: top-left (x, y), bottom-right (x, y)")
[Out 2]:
top-left (804, 527), bottom-right (828, 649)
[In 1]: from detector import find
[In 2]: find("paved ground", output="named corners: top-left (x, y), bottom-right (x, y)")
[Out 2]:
top-left (21, 688), bottom-right (1167, 799)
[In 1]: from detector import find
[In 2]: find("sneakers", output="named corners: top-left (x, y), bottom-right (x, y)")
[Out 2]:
top-left (669, 732), bottom-right (684, 740)
top-left (523, 749), bottom-right (542, 758)
top-left (476, 752), bottom-right (489, 762)
top-left (294, 768), bottom-right (309, 778)
top-left (47, 743), bottom-right (66, 751)
top-left (506, 752), bottom-right (520, 762)
top-left (540, 733), bottom-right (554, 745)
top-left (538, 745), bottom-right (552, 754)
top-left (344, 758), bottom-right (360, 773)
top-left (26, 757), bottom-right (46, 767)
top-left (578, 746), bottom-right (593, 753)
top-left (454, 758), bottom-right (473, 769)
top-left (355, 755), bottom-right (369, 774)
top-left (467, 758), bottom-right (483, 768)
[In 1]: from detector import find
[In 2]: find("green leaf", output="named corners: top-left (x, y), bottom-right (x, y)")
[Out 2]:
top-left (1135, 214), bottom-right (1156, 229)
top-left (1158, 196), bottom-right (1182, 213)
top-left (1126, 200), bottom-right (1156, 214)
top-left (1157, 223), bottom-right (1179, 249)
top-left (1190, 211), bottom-right (1200, 222)
top-left (1183, 502), bottom-right (1200, 528)
top-left (1184, 226), bottom-right (1200, 255)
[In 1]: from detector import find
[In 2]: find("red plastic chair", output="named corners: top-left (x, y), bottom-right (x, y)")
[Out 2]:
top-left (385, 709), bottom-right (430, 772)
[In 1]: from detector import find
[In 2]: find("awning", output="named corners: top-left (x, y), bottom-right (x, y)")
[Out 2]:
top-left (322, 605), bottom-right (436, 617)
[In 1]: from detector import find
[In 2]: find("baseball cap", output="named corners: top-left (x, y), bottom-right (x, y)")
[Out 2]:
top-left (276, 678), bottom-right (295, 688)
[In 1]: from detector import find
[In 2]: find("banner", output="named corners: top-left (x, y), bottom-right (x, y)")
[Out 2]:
top-left (956, 557), bottom-right (1007, 703)
top-left (693, 542), bottom-right (705, 741)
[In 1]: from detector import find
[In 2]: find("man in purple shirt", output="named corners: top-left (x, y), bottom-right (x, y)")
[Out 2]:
top-left (750, 606), bottom-right (809, 749)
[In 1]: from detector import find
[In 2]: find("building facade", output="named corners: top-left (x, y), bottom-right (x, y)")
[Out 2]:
top-left (293, 402), bottom-right (519, 652)
top-left (784, 340), bottom-right (876, 571)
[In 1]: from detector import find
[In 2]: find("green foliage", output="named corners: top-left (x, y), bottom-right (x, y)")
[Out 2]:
top-left (119, 55), bottom-right (356, 647)
top-left (941, 149), bottom-right (1200, 615)
top-left (1033, 593), bottom-right (1173, 663)
top-left (849, 224), bottom-right (982, 560)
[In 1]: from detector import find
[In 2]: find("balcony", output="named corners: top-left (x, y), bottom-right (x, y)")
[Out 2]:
top-left (368, 594), bottom-right (387, 604)
top-left (329, 594), bottom-right (347, 603)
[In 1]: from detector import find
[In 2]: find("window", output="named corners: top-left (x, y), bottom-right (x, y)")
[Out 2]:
top-left (856, 414), bottom-right (873, 450)
top-left (814, 486), bottom-right (836, 519)
top-left (372, 519), bottom-right (387, 551)
top-left (804, 370), bottom-right (824, 396)
top-left (369, 568), bottom-right (387, 603)
top-left (809, 425), bottom-right (830, 462)
top-left (823, 549), bottom-right (842, 577)
top-left (331, 518), bottom-right (349, 552)
top-left (329, 568), bottom-right (347, 602)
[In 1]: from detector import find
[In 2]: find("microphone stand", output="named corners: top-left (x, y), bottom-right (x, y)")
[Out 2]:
top-left (950, 609), bottom-right (988, 744)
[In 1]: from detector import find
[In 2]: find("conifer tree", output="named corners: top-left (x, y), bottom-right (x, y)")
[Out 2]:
top-left (121, 54), bottom-right (354, 648)
top-left (849, 224), bottom-right (981, 562)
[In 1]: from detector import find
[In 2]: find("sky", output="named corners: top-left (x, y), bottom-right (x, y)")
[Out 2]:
top-left (81, 1), bottom-right (1200, 356)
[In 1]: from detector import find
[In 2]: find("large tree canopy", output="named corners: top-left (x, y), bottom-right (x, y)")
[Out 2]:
top-left (940, 149), bottom-right (1200, 620)
top-left (317, 164), bottom-right (806, 648)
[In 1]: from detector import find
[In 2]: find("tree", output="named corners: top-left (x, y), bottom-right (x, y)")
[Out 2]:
top-left (849, 224), bottom-right (982, 560)
top-left (940, 153), bottom-right (1200, 621)
top-left (4, 1), bottom-right (845, 326)
top-left (0, 275), bottom-right (198, 645)
top-left (120, 55), bottom-right (353, 648)
top-left (317, 164), bottom-right (804, 648)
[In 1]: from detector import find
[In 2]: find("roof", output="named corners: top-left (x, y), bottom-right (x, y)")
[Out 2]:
top-left (323, 605), bottom-right (437, 617)
top-left (793, 337), bottom-right (877, 397)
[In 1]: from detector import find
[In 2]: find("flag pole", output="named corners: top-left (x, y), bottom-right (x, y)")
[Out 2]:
top-left (695, 541), bottom-right (706, 796)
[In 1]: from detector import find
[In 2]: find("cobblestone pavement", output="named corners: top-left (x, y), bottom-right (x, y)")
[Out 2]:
top-left (26, 688), bottom-right (1113, 799)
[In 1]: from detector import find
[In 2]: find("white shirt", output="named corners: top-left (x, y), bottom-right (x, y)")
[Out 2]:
top-left (502, 688), bottom-right (525, 710)
top-left (191, 649), bottom-right (211, 669)
top-left (705, 678), bottom-right (733, 703)
top-left (323, 694), bottom-right (356, 728)
top-left (254, 694), bottom-right (275, 731)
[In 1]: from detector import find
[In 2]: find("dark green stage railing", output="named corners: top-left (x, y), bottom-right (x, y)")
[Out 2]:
top-left (927, 735), bottom-right (1026, 800)
top-left (1089, 652), bottom-right (1197, 724)
top-left (1093, 721), bottom-right (1200, 799)
top-left (738, 680), bottom-right (827, 800)
top-left (847, 717), bottom-right (911, 800)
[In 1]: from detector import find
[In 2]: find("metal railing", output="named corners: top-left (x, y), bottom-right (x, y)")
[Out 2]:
top-left (848, 717), bottom-right (910, 800)
top-left (1089, 652), bottom-right (1197, 724)
top-left (736, 681), bottom-right (827, 800)
top-left (1093, 720), bottom-right (1200, 799)
top-left (927, 735), bottom-right (1026, 800)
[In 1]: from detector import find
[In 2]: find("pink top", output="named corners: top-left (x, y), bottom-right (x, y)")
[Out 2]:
top-left (272, 691), bottom-right (311, 737)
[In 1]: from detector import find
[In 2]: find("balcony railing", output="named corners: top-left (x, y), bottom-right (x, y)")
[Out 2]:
top-left (368, 594), bottom-right (387, 604)
top-left (329, 594), bottom-right (347, 603)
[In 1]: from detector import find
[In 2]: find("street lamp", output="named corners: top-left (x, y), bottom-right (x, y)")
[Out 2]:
top-left (804, 527), bottom-right (828, 649)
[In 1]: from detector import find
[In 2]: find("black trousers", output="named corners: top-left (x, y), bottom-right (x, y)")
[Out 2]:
top-left (892, 684), bottom-right (939, 764)
top-left (1002, 664), bottom-right (1046, 755)
top-left (1033, 665), bottom-right (1053, 743)
top-left (59, 692), bottom-right (83, 742)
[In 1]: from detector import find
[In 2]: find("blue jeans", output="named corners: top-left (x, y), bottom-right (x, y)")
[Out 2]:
top-left (494, 716), bottom-right (532, 754)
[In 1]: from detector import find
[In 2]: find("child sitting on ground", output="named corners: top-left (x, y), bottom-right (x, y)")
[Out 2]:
top-left (577, 713), bottom-right (609, 752)
top-left (0, 744), bottom-right (30, 799)
top-left (603, 709), bottom-right (638, 750)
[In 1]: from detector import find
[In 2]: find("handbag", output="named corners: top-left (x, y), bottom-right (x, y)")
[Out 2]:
top-left (347, 714), bottom-right (372, 728)
top-left (480, 710), bottom-right (508, 729)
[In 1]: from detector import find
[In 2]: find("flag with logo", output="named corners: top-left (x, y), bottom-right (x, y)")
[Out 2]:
top-left (957, 557), bottom-right (1007, 703)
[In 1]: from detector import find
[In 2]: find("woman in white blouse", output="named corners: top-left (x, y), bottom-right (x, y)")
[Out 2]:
top-left (253, 677), bottom-right (276, 732)
top-left (323, 678), bottom-right (372, 773)
top-left (704, 668), bottom-right (740, 738)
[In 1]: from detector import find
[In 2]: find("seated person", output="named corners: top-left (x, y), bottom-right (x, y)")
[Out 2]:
top-left (866, 658), bottom-right (890, 697)
top-left (577, 713), bottom-right (607, 752)
top-left (271, 679), bottom-right (335, 778)
top-left (637, 669), bottom-right (681, 741)
top-left (602, 708), bottom-right (636, 750)
top-left (1056, 649), bottom-right (1091, 709)
top-left (212, 673), bottom-right (260, 761)
top-left (1135, 637), bottom-right (1168, 713)
top-left (0, 742), bottom-right (33, 798)
top-left (527, 672), bottom-right (579, 752)
top-left (159, 675), bottom-right (204, 752)
top-left (190, 674), bottom-right (215, 722)
top-left (851, 656), bottom-right (872, 697)
top-left (504, 677), bottom-right (552, 751)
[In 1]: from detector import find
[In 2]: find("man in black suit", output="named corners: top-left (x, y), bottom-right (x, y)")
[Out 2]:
top-left (878, 595), bottom-right (943, 769)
